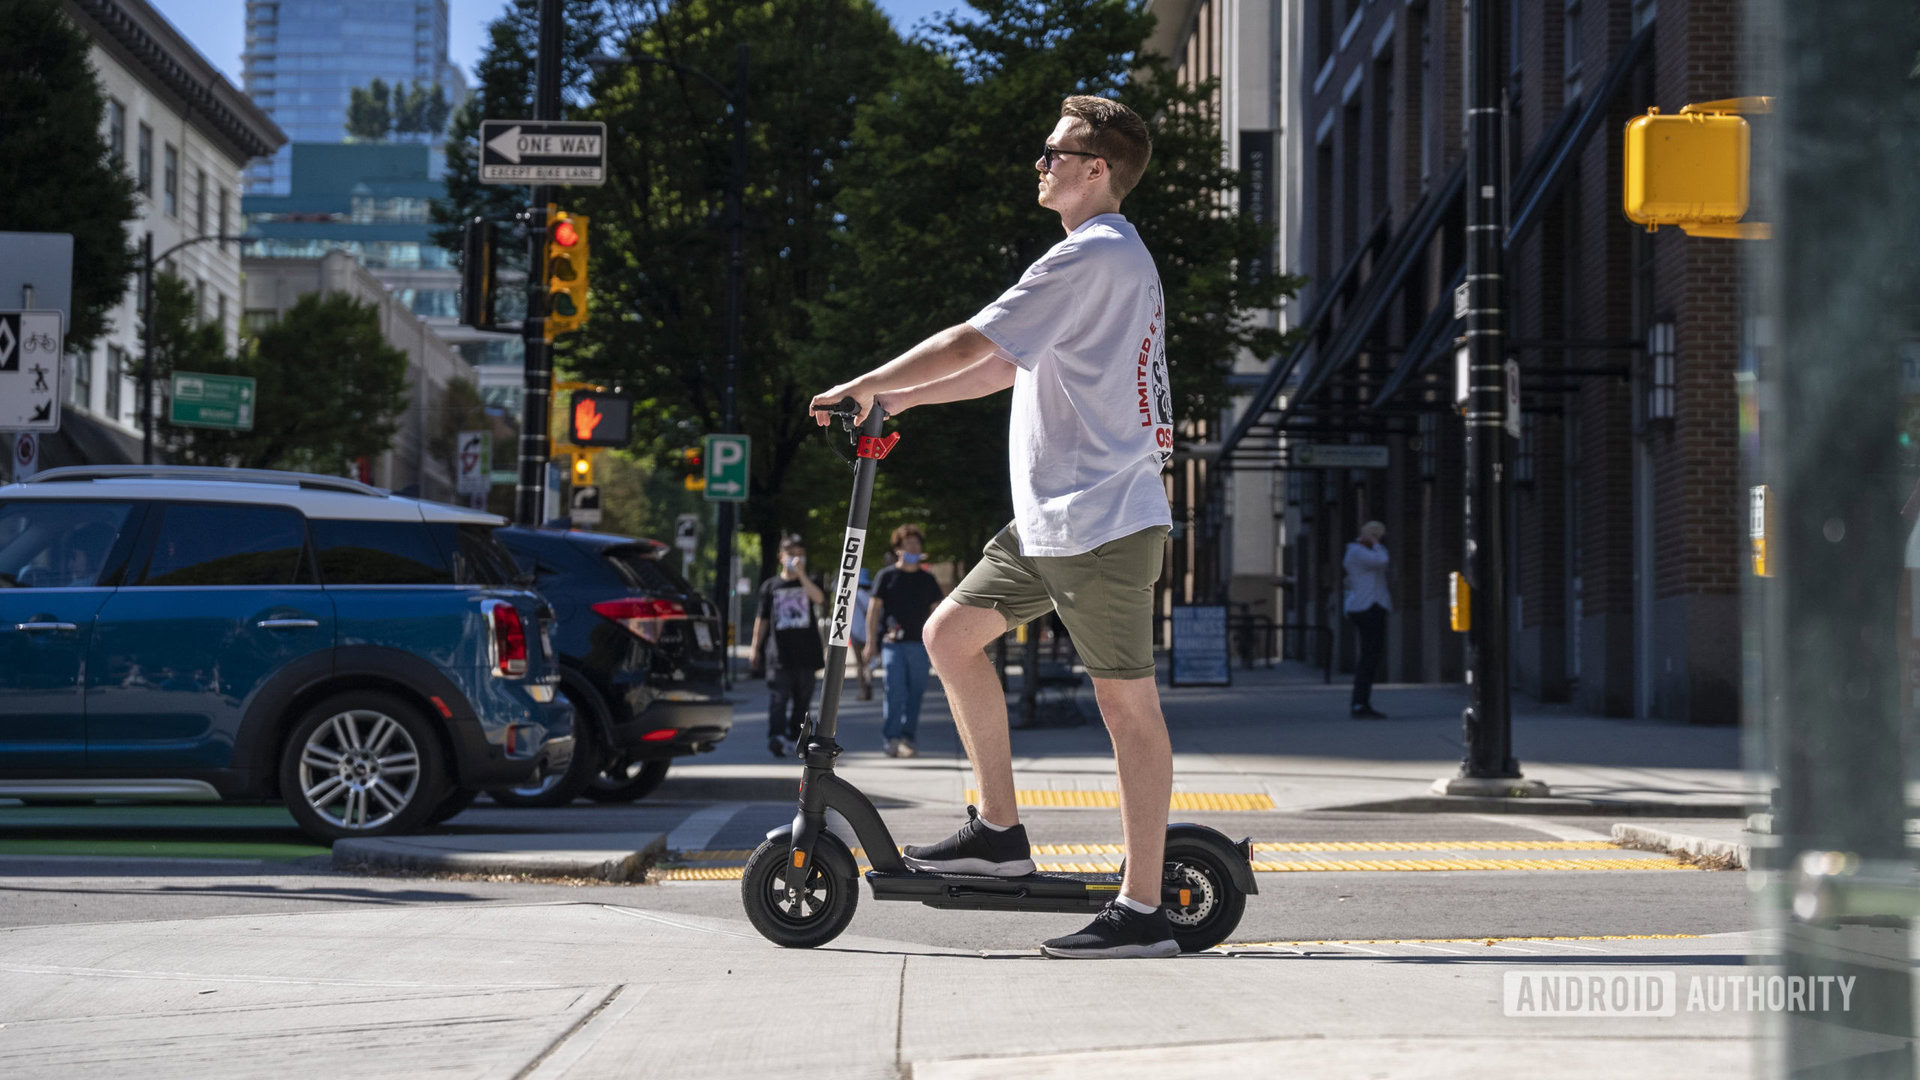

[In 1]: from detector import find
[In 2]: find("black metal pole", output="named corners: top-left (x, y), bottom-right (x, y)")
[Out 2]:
top-left (1459, 0), bottom-right (1520, 781)
top-left (516, 0), bottom-right (563, 527)
top-left (713, 44), bottom-right (749, 672)
top-left (139, 232), bottom-right (154, 465)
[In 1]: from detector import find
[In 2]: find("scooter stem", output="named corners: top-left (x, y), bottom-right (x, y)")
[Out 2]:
top-left (813, 405), bottom-right (888, 744)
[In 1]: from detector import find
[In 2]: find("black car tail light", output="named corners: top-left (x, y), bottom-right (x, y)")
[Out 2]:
top-left (482, 599), bottom-right (529, 677)
top-left (593, 597), bottom-right (687, 643)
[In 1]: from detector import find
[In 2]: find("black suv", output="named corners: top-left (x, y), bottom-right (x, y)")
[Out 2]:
top-left (492, 527), bottom-right (731, 804)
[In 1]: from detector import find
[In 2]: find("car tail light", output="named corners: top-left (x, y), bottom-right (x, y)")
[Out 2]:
top-left (593, 597), bottom-right (687, 642)
top-left (639, 728), bottom-right (678, 742)
top-left (483, 599), bottom-right (529, 677)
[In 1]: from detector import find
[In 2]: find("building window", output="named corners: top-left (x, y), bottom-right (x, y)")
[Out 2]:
top-left (107, 99), bottom-right (125, 164)
top-left (1371, 55), bottom-right (1393, 218)
top-left (196, 278), bottom-right (207, 320)
top-left (1645, 320), bottom-right (1677, 424)
top-left (219, 186), bottom-right (229, 240)
top-left (105, 346), bottom-right (125, 422)
top-left (196, 168), bottom-right (208, 235)
top-left (1417, 412), bottom-right (1438, 481)
top-left (135, 233), bottom-right (151, 316)
top-left (137, 123), bottom-right (152, 195)
top-left (217, 292), bottom-right (227, 333)
top-left (163, 144), bottom-right (178, 217)
top-left (1417, 2), bottom-right (1433, 185)
top-left (243, 310), bottom-right (279, 337)
top-left (1515, 413), bottom-right (1537, 486)
top-left (71, 350), bottom-right (91, 409)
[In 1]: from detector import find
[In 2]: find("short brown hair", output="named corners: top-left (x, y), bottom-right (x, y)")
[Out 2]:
top-left (890, 523), bottom-right (924, 549)
top-left (1060, 96), bottom-right (1152, 200)
top-left (779, 533), bottom-right (806, 553)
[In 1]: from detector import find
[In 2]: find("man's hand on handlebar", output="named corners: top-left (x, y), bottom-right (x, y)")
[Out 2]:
top-left (809, 384), bottom-right (911, 426)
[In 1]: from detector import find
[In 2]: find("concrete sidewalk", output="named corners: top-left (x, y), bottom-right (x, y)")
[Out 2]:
top-left (0, 895), bottom-right (1773, 1079)
top-left (335, 659), bottom-right (1758, 879)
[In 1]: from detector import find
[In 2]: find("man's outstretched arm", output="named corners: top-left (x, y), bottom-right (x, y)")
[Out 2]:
top-left (810, 324), bottom-right (1000, 425)
top-left (879, 354), bottom-right (1017, 415)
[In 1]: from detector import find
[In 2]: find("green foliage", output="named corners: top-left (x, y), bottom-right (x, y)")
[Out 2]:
top-left (347, 78), bottom-right (394, 141)
top-left (569, 0), bottom-right (908, 572)
top-left (0, 0), bottom-right (140, 353)
top-left (149, 283), bottom-right (411, 473)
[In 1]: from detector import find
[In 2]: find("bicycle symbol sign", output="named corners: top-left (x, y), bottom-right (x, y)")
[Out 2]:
top-left (0, 310), bottom-right (63, 432)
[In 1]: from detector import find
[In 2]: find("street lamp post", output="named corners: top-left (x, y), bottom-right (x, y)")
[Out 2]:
top-left (589, 44), bottom-right (749, 676)
top-left (138, 230), bottom-right (248, 465)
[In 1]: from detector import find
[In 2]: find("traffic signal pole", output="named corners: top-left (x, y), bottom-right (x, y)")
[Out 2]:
top-left (713, 44), bottom-right (748, 677)
top-left (1438, 0), bottom-right (1542, 796)
top-left (515, 0), bottom-right (563, 527)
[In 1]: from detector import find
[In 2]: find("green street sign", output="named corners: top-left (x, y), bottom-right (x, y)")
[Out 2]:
top-left (703, 433), bottom-right (749, 502)
top-left (169, 371), bottom-right (256, 431)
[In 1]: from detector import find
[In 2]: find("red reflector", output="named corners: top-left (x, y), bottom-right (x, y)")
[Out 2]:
top-left (429, 695), bottom-right (454, 719)
top-left (639, 729), bottom-right (679, 742)
top-left (485, 600), bottom-right (528, 677)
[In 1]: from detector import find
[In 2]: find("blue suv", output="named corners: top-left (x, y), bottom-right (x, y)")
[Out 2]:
top-left (0, 466), bottom-right (573, 842)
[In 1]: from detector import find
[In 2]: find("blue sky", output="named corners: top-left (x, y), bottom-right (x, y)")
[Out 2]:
top-left (147, 1), bottom-right (969, 89)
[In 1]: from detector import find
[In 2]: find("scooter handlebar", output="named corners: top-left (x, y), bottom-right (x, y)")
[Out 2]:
top-left (811, 397), bottom-right (860, 418)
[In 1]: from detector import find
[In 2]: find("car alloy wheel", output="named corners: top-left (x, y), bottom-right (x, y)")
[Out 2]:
top-left (297, 708), bottom-right (424, 831)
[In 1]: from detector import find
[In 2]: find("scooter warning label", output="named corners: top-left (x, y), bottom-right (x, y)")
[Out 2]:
top-left (827, 528), bottom-right (867, 647)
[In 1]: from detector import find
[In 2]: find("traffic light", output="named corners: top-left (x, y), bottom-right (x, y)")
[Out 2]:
top-left (682, 446), bottom-right (705, 492)
top-left (460, 217), bottom-right (498, 331)
top-left (544, 204), bottom-right (589, 340)
top-left (1623, 97), bottom-right (1771, 239)
top-left (571, 451), bottom-right (594, 487)
top-left (567, 390), bottom-right (632, 447)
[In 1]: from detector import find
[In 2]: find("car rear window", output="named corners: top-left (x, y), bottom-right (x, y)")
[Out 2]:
top-left (603, 545), bottom-right (695, 595)
top-left (311, 519), bottom-right (454, 585)
top-left (141, 503), bottom-right (311, 587)
top-left (431, 524), bottom-right (522, 586)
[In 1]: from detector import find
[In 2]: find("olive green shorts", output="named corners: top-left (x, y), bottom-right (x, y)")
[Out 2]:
top-left (947, 522), bottom-right (1171, 680)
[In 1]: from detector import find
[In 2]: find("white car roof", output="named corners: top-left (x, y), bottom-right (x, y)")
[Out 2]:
top-left (0, 467), bottom-right (504, 526)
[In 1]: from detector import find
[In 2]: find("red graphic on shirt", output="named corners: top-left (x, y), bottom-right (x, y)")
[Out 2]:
top-left (1135, 283), bottom-right (1173, 464)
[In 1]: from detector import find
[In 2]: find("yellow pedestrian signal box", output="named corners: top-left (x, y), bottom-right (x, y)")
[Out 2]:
top-left (544, 205), bottom-right (589, 340)
top-left (1623, 98), bottom-right (1771, 239)
top-left (1449, 572), bottom-right (1471, 633)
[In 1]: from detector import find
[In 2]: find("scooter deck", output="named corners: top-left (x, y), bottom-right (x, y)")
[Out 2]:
top-left (866, 868), bottom-right (1129, 914)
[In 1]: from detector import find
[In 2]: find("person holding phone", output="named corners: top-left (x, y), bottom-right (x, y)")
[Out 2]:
top-left (751, 534), bottom-right (826, 758)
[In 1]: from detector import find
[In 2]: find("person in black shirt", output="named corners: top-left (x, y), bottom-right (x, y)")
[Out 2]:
top-left (751, 534), bottom-right (826, 757)
top-left (867, 524), bottom-right (946, 757)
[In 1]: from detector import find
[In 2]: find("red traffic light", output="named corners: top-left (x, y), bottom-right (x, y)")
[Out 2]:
top-left (553, 218), bottom-right (580, 247)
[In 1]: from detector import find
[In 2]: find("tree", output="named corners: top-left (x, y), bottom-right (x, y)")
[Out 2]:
top-left (817, 0), bottom-right (1302, 562)
top-left (0, 0), bottom-right (140, 354)
top-left (347, 78), bottom-right (394, 141)
top-left (150, 285), bottom-right (411, 473)
top-left (571, 0), bottom-right (910, 575)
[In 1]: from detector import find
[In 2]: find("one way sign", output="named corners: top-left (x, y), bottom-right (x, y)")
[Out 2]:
top-left (479, 120), bottom-right (607, 186)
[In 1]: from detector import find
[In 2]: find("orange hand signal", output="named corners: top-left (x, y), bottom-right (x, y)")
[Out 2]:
top-left (574, 397), bottom-right (603, 441)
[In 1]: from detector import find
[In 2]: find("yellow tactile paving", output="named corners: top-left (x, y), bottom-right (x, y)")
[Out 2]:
top-left (670, 839), bottom-right (1626, 862)
top-left (963, 790), bottom-right (1277, 811)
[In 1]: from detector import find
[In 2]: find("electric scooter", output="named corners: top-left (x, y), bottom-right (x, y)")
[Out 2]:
top-left (739, 399), bottom-right (1258, 952)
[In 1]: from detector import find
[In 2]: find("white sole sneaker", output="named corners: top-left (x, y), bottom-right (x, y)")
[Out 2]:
top-left (1040, 939), bottom-right (1181, 959)
top-left (901, 854), bottom-right (1038, 877)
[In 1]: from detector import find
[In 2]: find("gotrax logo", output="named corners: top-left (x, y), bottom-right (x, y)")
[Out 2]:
top-left (827, 528), bottom-right (866, 646)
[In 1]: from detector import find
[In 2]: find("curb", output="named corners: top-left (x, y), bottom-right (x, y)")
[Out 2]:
top-left (1324, 796), bottom-right (1752, 818)
top-left (331, 832), bottom-right (667, 882)
top-left (1610, 823), bottom-right (1751, 869)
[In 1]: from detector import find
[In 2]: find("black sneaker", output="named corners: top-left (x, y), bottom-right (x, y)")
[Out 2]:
top-left (1351, 706), bottom-right (1388, 720)
top-left (1041, 901), bottom-right (1180, 959)
top-left (901, 805), bottom-right (1036, 877)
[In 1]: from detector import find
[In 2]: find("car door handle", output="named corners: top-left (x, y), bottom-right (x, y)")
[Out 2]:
top-left (14, 622), bottom-right (78, 633)
top-left (257, 618), bottom-right (321, 630)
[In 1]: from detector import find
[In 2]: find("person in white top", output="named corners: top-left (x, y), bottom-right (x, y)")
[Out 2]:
top-left (810, 96), bottom-right (1179, 959)
top-left (1343, 520), bottom-right (1392, 719)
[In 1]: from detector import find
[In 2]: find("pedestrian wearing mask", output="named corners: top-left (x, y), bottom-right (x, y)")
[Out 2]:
top-left (751, 535), bottom-right (827, 757)
top-left (867, 524), bottom-right (946, 758)
top-left (1343, 520), bottom-right (1391, 719)
top-left (851, 567), bottom-right (875, 701)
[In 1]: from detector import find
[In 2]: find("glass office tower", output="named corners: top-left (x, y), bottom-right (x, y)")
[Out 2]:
top-left (240, 0), bottom-right (467, 193)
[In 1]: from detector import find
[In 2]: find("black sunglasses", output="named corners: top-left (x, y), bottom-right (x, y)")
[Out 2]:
top-left (1040, 145), bottom-right (1101, 169)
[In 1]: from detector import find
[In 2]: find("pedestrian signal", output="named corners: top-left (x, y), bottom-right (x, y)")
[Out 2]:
top-left (567, 390), bottom-right (631, 448)
top-left (544, 204), bottom-right (589, 339)
top-left (460, 217), bottom-right (498, 331)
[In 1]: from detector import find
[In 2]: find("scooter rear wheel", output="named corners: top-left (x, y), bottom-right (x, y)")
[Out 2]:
top-left (741, 834), bottom-right (859, 948)
top-left (1162, 838), bottom-right (1249, 953)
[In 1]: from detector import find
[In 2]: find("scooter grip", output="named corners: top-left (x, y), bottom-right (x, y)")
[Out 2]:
top-left (811, 396), bottom-right (860, 417)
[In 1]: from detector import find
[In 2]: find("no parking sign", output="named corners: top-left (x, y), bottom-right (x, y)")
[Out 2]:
top-left (11, 431), bottom-right (38, 481)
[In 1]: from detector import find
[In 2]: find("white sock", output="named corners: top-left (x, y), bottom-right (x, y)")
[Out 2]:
top-left (977, 816), bottom-right (1014, 832)
top-left (1117, 893), bottom-right (1158, 915)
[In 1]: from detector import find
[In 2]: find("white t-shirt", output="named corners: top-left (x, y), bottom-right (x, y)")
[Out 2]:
top-left (967, 214), bottom-right (1173, 557)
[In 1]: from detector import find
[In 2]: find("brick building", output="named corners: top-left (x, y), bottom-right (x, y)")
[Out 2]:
top-left (1202, 0), bottom-right (1745, 723)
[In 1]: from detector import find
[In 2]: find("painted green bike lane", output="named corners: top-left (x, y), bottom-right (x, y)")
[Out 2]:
top-left (0, 804), bottom-right (330, 861)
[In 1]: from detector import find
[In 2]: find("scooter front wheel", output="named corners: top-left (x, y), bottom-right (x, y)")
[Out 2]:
top-left (1162, 838), bottom-right (1249, 953)
top-left (741, 833), bottom-right (859, 948)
